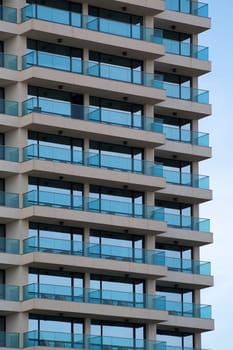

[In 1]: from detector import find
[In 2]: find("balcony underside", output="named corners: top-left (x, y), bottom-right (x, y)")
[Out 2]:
top-left (158, 227), bottom-right (213, 247)
top-left (156, 141), bottom-right (212, 162)
top-left (21, 206), bottom-right (167, 235)
top-left (21, 113), bottom-right (165, 148)
top-left (21, 298), bottom-right (168, 324)
top-left (22, 252), bottom-right (167, 280)
top-left (20, 67), bottom-right (166, 105)
top-left (156, 184), bottom-right (212, 204)
top-left (20, 20), bottom-right (165, 60)
top-left (155, 10), bottom-right (211, 34)
top-left (21, 159), bottom-right (166, 192)
top-left (155, 54), bottom-right (211, 77)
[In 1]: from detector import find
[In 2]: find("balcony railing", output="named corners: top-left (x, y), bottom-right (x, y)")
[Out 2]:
top-left (163, 125), bottom-right (209, 146)
top-left (0, 237), bottom-right (20, 254)
top-left (164, 256), bottom-right (211, 275)
top-left (164, 39), bottom-right (208, 60)
top-left (0, 284), bottom-right (19, 301)
top-left (21, 4), bottom-right (163, 45)
top-left (23, 190), bottom-right (164, 221)
top-left (163, 169), bottom-right (209, 189)
top-left (0, 6), bottom-right (17, 23)
top-left (23, 144), bottom-right (209, 189)
top-left (0, 99), bottom-right (18, 116)
top-left (24, 331), bottom-right (166, 349)
top-left (0, 332), bottom-right (19, 348)
top-left (164, 82), bottom-right (209, 104)
top-left (22, 97), bottom-right (162, 132)
top-left (165, 300), bottom-right (211, 318)
top-left (0, 145), bottom-right (19, 162)
top-left (23, 237), bottom-right (211, 276)
top-left (22, 51), bottom-right (163, 90)
top-left (0, 53), bottom-right (18, 70)
top-left (23, 283), bottom-right (165, 310)
top-left (165, 0), bottom-right (208, 17)
top-left (0, 191), bottom-right (19, 208)
top-left (23, 190), bottom-right (210, 231)
top-left (23, 144), bottom-right (163, 177)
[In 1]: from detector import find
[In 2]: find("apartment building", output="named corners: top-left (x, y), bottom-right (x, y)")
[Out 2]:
top-left (0, 0), bottom-right (214, 349)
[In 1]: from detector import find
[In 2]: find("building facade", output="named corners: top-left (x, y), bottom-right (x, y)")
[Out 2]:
top-left (0, 0), bottom-right (213, 349)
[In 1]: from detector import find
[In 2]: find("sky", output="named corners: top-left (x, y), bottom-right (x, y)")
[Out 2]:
top-left (198, 1), bottom-right (233, 349)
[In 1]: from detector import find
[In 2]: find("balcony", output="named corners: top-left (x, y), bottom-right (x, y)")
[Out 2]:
top-left (23, 144), bottom-right (209, 190)
top-left (0, 6), bottom-right (17, 23)
top-left (23, 144), bottom-right (163, 177)
top-left (22, 51), bottom-right (163, 91)
top-left (163, 125), bottom-right (209, 146)
top-left (23, 283), bottom-right (165, 310)
top-left (162, 212), bottom-right (210, 232)
top-left (0, 284), bottom-right (19, 301)
top-left (23, 236), bottom-right (164, 264)
top-left (164, 39), bottom-right (208, 60)
top-left (0, 54), bottom-right (18, 70)
top-left (0, 146), bottom-right (19, 162)
top-left (0, 100), bottom-right (18, 116)
top-left (21, 4), bottom-right (163, 45)
top-left (24, 331), bottom-right (165, 349)
top-left (164, 256), bottom-right (211, 275)
top-left (165, 300), bottom-right (211, 318)
top-left (0, 237), bottom-right (20, 254)
top-left (22, 97), bottom-right (162, 133)
top-left (0, 332), bottom-right (19, 348)
top-left (23, 237), bottom-right (211, 276)
top-left (165, 0), bottom-right (208, 17)
top-left (164, 82), bottom-right (209, 104)
top-left (23, 190), bottom-right (164, 221)
top-left (163, 170), bottom-right (209, 189)
top-left (0, 191), bottom-right (19, 208)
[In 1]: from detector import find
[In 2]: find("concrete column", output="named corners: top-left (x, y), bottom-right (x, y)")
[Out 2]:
top-left (6, 313), bottom-right (28, 348)
top-left (192, 203), bottom-right (199, 218)
top-left (146, 323), bottom-right (156, 341)
top-left (82, 3), bottom-right (88, 15)
top-left (84, 227), bottom-right (90, 243)
top-left (195, 333), bottom-right (202, 349)
top-left (192, 246), bottom-right (200, 261)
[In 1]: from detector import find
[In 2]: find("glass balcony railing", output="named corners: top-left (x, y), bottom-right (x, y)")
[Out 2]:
top-left (23, 283), bottom-right (166, 310)
top-left (23, 237), bottom-right (211, 276)
top-left (163, 125), bottom-right (209, 146)
top-left (0, 53), bottom-right (18, 70)
top-left (23, 190), bottom-right (164, 221)
top-left (0, 237), bottom-right (20, 254)
top-left (0, 6), bottom-right (17, 23)
top-left (164, 256), bottom-right (211, 275)
top-left (23, 191), bottom-right (210, 231)
top-left (22, 51), bottom-right (163, 90)
top-left (163, 169), bottom-right (209, 189)
top-left (164, 39), bottom-right (208, 60)
top-left (23, 144), bottom-right (163, 177)
top-left (0, 284), bottom-right (19, 301)
top-left (162, 212), bottom-right (210, 232)
top-left (22, 97), bottom-right (162, 132)
top-left (165, 300), bottom-right (211, 318)
top-left (0, 146), bottom-right (19, 162)
top-left (23, 236), bottom-right (165, 265)
top-left (0, 332), bottom-right (19, 348)
top-left (0, 191), bottom-right (19, 208)
top-left (164, 82), bottom-right (209, 104)
top-left (0, 99), bottom-right (19, 116)
top-left (24, 331), bottom-right (166, 349)
top-left (23, 144), bottom-right (209, 189)
top-left (21, 4), bottom-right (163, 45)
top-left (165, 0), bottom-right (208, 18)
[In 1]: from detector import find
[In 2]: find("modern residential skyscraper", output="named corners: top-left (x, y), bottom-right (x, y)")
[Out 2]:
top-left (0, 0), bottom-right (213, 349)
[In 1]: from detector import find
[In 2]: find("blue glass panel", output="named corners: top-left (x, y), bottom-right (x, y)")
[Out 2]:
top-left (0, 146), bottom-right (19, 162)
top-left (0, 6), bottom-right (17, 23)
top-left (0, 191), bottom-right (19, 208)
top-left (0, 237), bottom-right (19, 254)
top-left (0, 332), bottom-right (19, 348)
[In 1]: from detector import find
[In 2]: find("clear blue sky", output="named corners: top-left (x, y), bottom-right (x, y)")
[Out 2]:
top-left (198, 1), bottom-right (233, 349)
